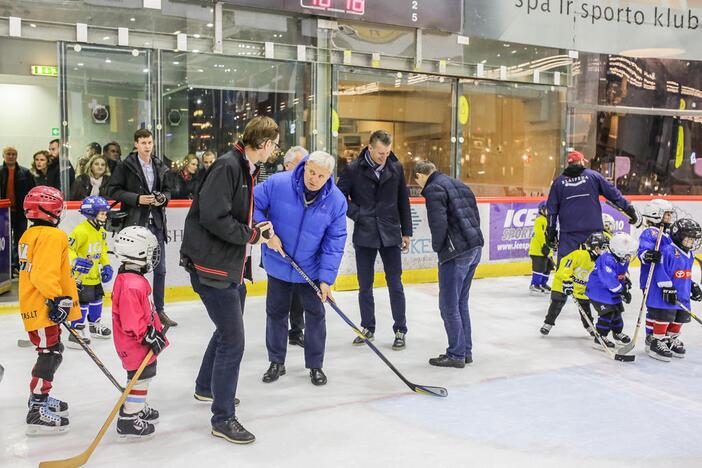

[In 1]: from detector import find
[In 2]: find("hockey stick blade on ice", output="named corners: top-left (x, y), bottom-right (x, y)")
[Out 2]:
top-left (17, 339), bottom-right (33, 348)
top-left (282, 254), bottom-right (447, 398)
top-left (62, 323), bottom-right (125, 393)
top-left (39, 325), bottom-right (170, 468)
top-left (574, 299), bottom-right (634, 362)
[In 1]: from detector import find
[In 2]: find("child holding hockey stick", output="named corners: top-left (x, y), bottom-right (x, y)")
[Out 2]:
top-left (585, 232), bottom-right (638, 350)
top-left (67, 196), bottom-right (114, 349)
top-left (529, 201), bottom-right (553, 294)
top-left (645, 218), bottom-right (702, 361)
top-left (19, 186), bottom-right (81, 435)
top-left (111, 226), bottom-right (167, 439)
top-left (636, 199), bottom-right (675, 350)
top-left (540, 232), bottom-right (609, 336)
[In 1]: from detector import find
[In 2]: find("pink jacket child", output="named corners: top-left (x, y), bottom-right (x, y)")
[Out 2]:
top-left (112, 271), bottom-right (168, 372)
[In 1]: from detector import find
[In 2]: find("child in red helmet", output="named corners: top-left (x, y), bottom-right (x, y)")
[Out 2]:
top-left (19, 186), bottom-right (81, 435)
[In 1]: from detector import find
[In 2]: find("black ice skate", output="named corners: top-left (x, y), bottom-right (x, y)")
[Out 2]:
top-left (667, 336), bottom-right (686, 359)
top-left (28, 395), bottom-right (69, 417)
top-left (645, 334), bottom-right (653, 350)
top-left (212, 416), bottom-right (255, 444)
top-left (540, 284), bottom-right (552, 293)
top-left (352, 328), bottom-right (374, 345)
top-left (135, 404), bottom-right (160, 424)
top-left (117, 407), bottom-right (155, 439)
top-left (89, 319), bottom-right (112, 339)
top-left (26, 402), bottom-right (70, 435)
top-left (612, 332), bottom-right (631, 345)
top-left (540, 323), bottom-right (552, 336)
top-left (392, 332), bottom-right (406, 350)
top-left (592, 334), bottom-right (615, 351)
top-left (529, 284), bottom-right (542, 295)
top-left (647, 338), bottom-right (673, 362)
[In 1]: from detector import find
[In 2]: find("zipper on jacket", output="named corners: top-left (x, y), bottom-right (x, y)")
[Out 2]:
top-left (239, 168), bottom-right (255, 284)
top-left (447, 234), bottom-right (456, 252)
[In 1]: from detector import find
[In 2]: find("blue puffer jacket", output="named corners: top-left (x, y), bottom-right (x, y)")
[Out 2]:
top-left (253, 159), bottom-right (348, 284)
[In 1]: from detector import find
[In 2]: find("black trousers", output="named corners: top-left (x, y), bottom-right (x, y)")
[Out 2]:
top-left (289, 292), bottom-right (305, 338)
top-left (544, 291), bottom-right (593, 330)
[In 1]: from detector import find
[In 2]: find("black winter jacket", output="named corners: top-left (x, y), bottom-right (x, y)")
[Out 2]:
top-left (46, 157), bottom-right (75, 192)
top-left (0, 164), bottom-right (35, 217)
top-left (165, 169), bottom-right (201, 200)
top-left (337, 149), bottom-right (412, 248)
top-left (421, 171), bottom-right (483, 264)
top-left (70, 174), bottom-right (111, 201)
top-left (180, 143), bottom-right (261, 286)
top-left (107, 152), bottom-right (171, 232)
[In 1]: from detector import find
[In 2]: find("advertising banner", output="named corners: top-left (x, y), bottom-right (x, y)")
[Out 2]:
top-left (0, 204), bottom-right (10, 293)
top-left (489, 201), bottom-right (541, 261)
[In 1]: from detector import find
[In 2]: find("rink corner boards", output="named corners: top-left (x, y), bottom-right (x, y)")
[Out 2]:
top-left (0, 261), bottom-right (532, 316)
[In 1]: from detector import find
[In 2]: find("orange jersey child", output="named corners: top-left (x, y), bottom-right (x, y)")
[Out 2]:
top-left (19, 186), bottom-right (81, 435)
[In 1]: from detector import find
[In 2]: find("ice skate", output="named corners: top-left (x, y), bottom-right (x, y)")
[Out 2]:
top-left (89, 318), bottom-right (112, 339)
top-left (26, 401), bottom-right (69, 435)
top-left (117, 407), bottom-right (155, 440)
top-left (540, 323), bottom-right (552, 336)
top-left (647, 338), bottom-right (673, 362)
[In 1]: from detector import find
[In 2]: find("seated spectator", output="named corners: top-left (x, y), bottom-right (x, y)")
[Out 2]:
top-left (70, 154), bottom-right (111, 200)
top-left (103, 141), bottom-right (122, 173)
top-left (31, 150), bottom-right (50, 186)
top-left (202, 150), bottom-right (216, 171)
top-left (167, 154), bottom-right (201, 199)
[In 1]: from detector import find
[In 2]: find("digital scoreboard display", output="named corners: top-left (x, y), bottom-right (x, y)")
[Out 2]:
top-left (221, 0), bottom-right (463, 33)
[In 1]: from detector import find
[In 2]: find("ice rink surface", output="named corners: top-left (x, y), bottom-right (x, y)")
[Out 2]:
top-left (3, 269), bottom-right (702, 468)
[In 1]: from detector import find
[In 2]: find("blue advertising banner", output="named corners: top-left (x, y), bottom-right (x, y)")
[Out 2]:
top-left (0, 203), bottom-right (11, 293)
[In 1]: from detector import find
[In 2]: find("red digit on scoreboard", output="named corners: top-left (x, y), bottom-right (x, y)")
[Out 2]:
top-left (314, 0), bottom-right (332, 7)
top-left (347, 0), bottom-right (365, 13)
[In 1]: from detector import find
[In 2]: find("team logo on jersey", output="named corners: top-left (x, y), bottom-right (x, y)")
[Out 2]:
top-left (674, 269), bottom-right (691, 279)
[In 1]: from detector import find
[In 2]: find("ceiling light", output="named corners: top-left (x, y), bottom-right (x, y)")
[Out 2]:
top-left (103, 36), bottom-right (110, 40)
top-left (173, 30), bottom-right (181, 35)
top-left (193, 34), bottom-right (200, 38)
top-left (619, 48), bottom-right (685, 58)
top-left (130, 17), bottom-right (136, 22)
top-left (105, 58), bottom-right (111, 63)
top-left (29, 23), bottom-right (36, 28)
top-left (206, 23), bottom-right (213, 28)
top-left (172, 61), bottom-right (180, 65)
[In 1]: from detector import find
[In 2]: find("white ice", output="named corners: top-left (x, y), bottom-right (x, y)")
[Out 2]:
top-left (2, 269), bottom-right (702, 468)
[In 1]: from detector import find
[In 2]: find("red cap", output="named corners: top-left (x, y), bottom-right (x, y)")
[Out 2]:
top-left (567, 150), bottom-right (586, 164)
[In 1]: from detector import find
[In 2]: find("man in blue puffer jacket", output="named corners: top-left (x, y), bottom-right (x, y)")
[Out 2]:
top-left (254, 151), bottom-right (347, 387)
top-left (415, 161), bottom-right (484, 369)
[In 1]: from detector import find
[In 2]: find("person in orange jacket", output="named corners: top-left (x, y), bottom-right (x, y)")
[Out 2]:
top-left (19, 186), bottom-right (81, 435)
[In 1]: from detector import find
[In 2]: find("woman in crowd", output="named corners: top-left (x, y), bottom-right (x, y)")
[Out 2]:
top-left (77, 142), bottom-right (102, 178)
top-left (70, 154), bottom-right (111, 200)
top-left (31, 150), bottom-right (50, 186)
top-left (167, 154), bottom-right (201, 199)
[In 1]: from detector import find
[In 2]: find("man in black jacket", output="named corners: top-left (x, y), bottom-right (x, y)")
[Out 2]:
top-left (107, 128), bottom-right (176, 327)
top-left (46, 138), bottom-right (75, 194)
top-left (337, 130), bottom-right (412, 350)
top-left (1, 146), bottom-right (35, 275)
top-left (415, 161), bottom-right (484, 369)
top-left (181, 116), bottom-right (275, 445)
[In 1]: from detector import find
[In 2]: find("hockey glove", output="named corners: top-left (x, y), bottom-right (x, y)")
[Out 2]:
top-left (562, 281), bottom-right (574, 296)
top-left (619, 289), bottom-right (632, 304)
top-left (72, 257), bottom-right (93, 275)
top-left (545, 227), bottom-right (558, 250)
top-left (142, 325), bottom-right (167, 355)
top-left (692, 282), bottom-right (702, 302)
top-left (662, 287), bottom-right (678, 305)
top-left (623, 276), bottom-right (632, 292)
top-left (624, 205), bottom-right (641, 227)
top-left (100, 264), bottom-right (114, 283)
top-left (47, 296), bottom-right (73, 324)
top-left (642, 250), bottom-right (662, 264)
top-left (541, 244), bottom-right (550, 257)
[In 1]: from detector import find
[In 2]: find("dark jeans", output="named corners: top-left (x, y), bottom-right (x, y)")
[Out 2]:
top-left (355, 245), bottom-right (407, 334)
top-left (557, 230), bottom-right (592, 265)
top-left (191, 273), bottom-right (246, 425)
top-left (438, 247), bottom-right (481, 360)
top-left (266, 275), bottom-right (326, 369)
top-left (148, 222), bottom-right (166, 312)
top-left (11, 213), bottom-right (26, 271)
top-left (289, 292), bottom-right (305, 338)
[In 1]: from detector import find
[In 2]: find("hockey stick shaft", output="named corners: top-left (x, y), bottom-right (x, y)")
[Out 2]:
top-left (39, 325), bottom-right (169, 468)
top-left (573, 299), bottom-right (616, 359)
top-left (61, 322), bottom-right (125, 393)
top-left (282, 255), bottom-right (447, 397)
top-left (675, 301), bottom-right (702, 326)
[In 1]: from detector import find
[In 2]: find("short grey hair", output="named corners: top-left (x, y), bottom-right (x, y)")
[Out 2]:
top-left (415, 160), bottom-right (437, 175)
top-left (369, 130), bottom-right (392, 147)
top-left (284, 145), bottom-right (308, 165)
top-left (307, 150), bottom-right (336, 173)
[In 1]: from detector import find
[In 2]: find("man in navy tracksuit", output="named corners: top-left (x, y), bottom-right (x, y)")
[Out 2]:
top-left (546, 150), bottom-right (638, 262)
top-left (415, 161), bottom-right (484, 368)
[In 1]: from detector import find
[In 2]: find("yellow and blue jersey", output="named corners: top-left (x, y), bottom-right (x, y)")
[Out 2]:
top-left (552, 249), bottom-right (595, 300)
top-left (68, 220), bottom-right (110, 286)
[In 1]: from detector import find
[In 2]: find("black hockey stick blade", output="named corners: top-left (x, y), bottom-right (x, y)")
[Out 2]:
top-left (614, 353), bottom-right (635, 362)
top-left (411, 384), bottom-right (449, 397)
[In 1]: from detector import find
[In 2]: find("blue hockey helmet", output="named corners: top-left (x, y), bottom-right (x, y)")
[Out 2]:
top-left (79, 195), bottom-right (110, 220)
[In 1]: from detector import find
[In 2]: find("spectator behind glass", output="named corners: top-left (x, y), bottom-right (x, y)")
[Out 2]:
top-left (46, 138), bottom-right (75, 193)
top-left (1, 146), bottom-right (36, 275)
top-left (77, 142), bottom-right (102, 178)
top-left (31, 150), bottom-right (50, 186)
top-left (103, 141), bottom-right (122, 173)
top-left (70, 154), bottom-right (111, 200)
top-left (166, 154), bottom-right (201, 199)
top-left (202, 150), bottom-right (216, 171)
top-left (283, 146), bottom-right (307, 171)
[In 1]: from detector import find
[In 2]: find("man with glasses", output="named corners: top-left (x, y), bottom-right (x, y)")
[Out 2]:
top-left (1, 146), bottom-right (35, 276)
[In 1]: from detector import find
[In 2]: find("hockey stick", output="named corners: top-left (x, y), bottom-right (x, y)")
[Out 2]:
top-left (618, 226), bottom-right (665, 355)
top-left (282, 254), bottom-right (448, 398)
top-left (675, 301), bottom-right (702, 327)
top-left (61, 322), bottom-right (125, 393)
top-left (17, 339), bottom-right (33, 348)
top-left (604, 200), bottom-right (642, 227)
top-left (573, 299), bottom-right (635, 362)
top-left (39, 325), bottom-right (169, 468)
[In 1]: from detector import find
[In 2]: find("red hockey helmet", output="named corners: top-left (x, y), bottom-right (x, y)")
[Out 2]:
top-left (23, 186), bottom-right (64, 223)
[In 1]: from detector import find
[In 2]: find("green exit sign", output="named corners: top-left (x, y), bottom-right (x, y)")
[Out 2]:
top-left (31, 65), bottom-right (58, 77)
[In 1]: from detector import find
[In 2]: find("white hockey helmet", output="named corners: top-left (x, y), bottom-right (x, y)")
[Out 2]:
top-left (642, 199), bottom-right (674, 225)
top-left (114, 226), bottom-right (160, 272)
top-left (602, 213), bottom-right (615, 233)
top-left (608, 232), bottom-right (638, 262)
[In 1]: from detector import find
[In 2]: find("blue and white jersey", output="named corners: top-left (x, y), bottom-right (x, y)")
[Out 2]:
top-left (647, 243), bottom-right (694, 310)
top-left (585, 252), bottom-right (630, 305)
top-left (637, 226), bottom-right (672, 290)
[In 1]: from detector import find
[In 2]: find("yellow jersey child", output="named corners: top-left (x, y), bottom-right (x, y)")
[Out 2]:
top-left (529, 202), bottom-right (553, 294)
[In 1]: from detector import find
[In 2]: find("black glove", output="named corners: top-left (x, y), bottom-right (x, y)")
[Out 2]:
top-left (541, 244), bottom-right (550, 257)
top-left (620, 289), bottom-right (632, 304)
top-left (545, 227), bottom-right (558, 250)
top-left (562, 281), bottom-right (574, 296)
top-left (623, 276), bottom-right (632, 292)
top-left (642, 250), bottom-right (661, 264)
top-left (624, 205), bottom-right (640, 226)
top-left (692, 283), bottom-right (702, 302)
top-left (47, 296), bottom-right (73, 324)
top-left (662, 287), bottom-right (677, 305)
top-left (142, 325), bottom-right (167, 355)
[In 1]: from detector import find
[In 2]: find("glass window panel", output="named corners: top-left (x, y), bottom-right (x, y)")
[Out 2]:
top-left (330, 22), bottom-right (416, 59)
top-left (222, 7), bottom-right (317, 46)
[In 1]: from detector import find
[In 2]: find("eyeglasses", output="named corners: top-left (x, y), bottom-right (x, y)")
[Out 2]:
top-left (271, 140), bottom-right (281, 150)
